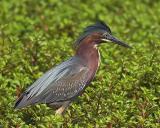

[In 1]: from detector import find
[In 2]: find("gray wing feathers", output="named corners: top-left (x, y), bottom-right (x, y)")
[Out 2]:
top-left (15, 57), bottom-right (88, 108)
top-left (41, 66), bottom-right (88, 103)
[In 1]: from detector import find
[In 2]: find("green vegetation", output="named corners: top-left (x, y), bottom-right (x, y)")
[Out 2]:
top-left (0, 0), bottom-right (160, 127)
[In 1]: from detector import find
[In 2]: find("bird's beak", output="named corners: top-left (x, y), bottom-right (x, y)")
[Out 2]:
top-left (102, 34), bottom-right (131, 48)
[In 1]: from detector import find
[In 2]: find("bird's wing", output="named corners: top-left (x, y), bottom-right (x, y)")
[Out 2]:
top-left (15, 57), bottom-right (89, 108)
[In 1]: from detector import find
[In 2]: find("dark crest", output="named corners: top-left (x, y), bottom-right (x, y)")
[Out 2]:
top-left (75, 21), bottom-right (112, 47)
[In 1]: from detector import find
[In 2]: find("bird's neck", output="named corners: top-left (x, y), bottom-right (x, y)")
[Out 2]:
top-left (75, 42), bottom-right (100, 82)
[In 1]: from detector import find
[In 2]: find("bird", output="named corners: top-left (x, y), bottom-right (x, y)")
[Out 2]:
top-left (14, 21), bottom-right (131, 115)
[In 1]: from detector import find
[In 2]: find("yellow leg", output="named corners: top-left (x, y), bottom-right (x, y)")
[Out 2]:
top-left (55, 101), bottom-right (70, 115)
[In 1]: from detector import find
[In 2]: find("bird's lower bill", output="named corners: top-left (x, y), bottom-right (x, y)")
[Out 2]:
top-left (101, 36), bottom-right (131, 48)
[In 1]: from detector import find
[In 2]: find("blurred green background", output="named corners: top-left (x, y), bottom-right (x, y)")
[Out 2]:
top-left (0, 0), bottom-right (160, 127)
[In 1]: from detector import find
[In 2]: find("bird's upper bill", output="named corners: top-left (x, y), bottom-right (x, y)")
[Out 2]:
top-left (75, 21), bottom-right (131, 48)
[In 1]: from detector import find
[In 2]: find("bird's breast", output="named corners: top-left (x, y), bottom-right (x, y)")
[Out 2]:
top-left (77, 49), bottom-right (100, 84)
top-left (86, 49), bottom-right (100, 83)
top-left (76, 42), bottom-right (100, 84)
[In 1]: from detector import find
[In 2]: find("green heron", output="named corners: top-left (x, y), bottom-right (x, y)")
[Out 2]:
top-left (15, 21), bottom-right (131, 114)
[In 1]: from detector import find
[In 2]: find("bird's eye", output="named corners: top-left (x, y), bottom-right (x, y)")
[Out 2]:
top-left (103, 33), bottom-right (109, 38)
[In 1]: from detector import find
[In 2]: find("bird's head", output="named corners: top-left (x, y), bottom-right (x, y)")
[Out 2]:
top-left (75, 21), bottom-right (131, 48)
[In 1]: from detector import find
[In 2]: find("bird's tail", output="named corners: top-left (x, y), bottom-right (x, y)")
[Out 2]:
top-left (14, 93), bottom-right (35, 109)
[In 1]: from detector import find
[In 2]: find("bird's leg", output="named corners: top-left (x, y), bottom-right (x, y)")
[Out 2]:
top-left (55, 101), bottom-right (71, 115)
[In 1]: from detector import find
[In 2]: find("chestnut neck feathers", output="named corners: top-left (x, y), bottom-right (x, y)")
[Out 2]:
top-left (75, 34), bottom-right (100, 82)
